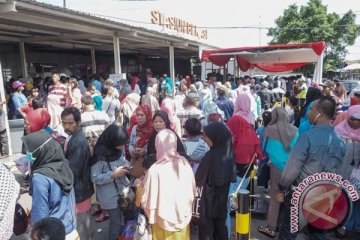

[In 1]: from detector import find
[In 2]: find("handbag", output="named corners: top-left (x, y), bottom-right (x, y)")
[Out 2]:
top-left (133, 213), bottom-right (152, 240)
top-left (107, 162), bottom-right (136, 212)
top-left (13, 203), bottom-right (28, 236)
top-left (350, 166), bottom-right (360, 192)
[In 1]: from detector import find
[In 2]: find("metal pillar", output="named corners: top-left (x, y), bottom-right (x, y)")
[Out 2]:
top-left (91, 48), bottom-right (96, 74)
top-left (0, 62), bottom-right (12, 156)
top-left (19, 42), bottom-right (28, 78)
top-left (169, 45), bottom-right (175, 94)
top-left (113, 36), bottom-right (121, 74)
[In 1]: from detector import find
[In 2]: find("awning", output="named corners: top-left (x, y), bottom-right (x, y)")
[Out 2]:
top-left (201, 41), bottom-right (326, 73)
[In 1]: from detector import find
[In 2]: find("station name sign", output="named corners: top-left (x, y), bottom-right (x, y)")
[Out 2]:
top-left (151, 10), bottom-right (208, 40)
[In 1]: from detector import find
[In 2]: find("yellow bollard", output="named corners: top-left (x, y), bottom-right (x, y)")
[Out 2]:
top-left (236, 189), bottom-right (250, 240)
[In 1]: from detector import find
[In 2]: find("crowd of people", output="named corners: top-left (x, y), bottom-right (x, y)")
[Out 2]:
top-left (0, 71), bottom-right (360, 240)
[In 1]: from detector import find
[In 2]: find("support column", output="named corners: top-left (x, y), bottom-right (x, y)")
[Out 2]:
top-left (91, 48), bottom-right (96, 74)
top-left (169, 45), bottom-right (175, 94)
top-left (0, 62), bottom-right (12, 156)
top-left (113, 36), bottom-right (121, 74)
top-left (19, 42), bottom-right (28, 78)
top-left (313, 53), bottom-right (324, 84)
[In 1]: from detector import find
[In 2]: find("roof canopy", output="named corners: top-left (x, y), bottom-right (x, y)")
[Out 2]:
top-left (0, 0), bottom-right (216, 58)
top-left (201, 41), bottom-right (326, 73)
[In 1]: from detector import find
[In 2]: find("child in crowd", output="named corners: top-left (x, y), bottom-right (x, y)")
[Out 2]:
top-left (183, 118), bottom-right (209, 173)
top-left (256, 111), bottom-right (272, 188)
top-left (30, 217), bottom-right (66, 240)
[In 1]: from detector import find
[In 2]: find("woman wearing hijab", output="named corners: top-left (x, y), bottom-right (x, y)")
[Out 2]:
top-left (226, 114), bottom-right (263, 236)
top-left (334, 105), bottom-right (360, 237)
top-left (121, 93), bottom-right (141, 128)
top-left (24, 108), bottom-right (51, 134)
top-left (22, 130), bottom-right (78, 239)
top-left (141, 129), bottom-right (196, 239)
top-left (119, 79), bottom-right (132, 104)
top-left (161, 77), bottom-right (174, 97)
top-left (145, 111), bottom-right (185, 170)
top-left (224, 81), bottom-right (238, 104)
top-left (91, 124), bottom-right (131, 240)
top-left (128, 105), bottom-right (153, 178)
top-left (130, 75), bottom-right (141, 95)
top-left (258, 107), bottom-right (298, 238)
top-left (195, 122), bottom-right (236, 240)
top-left (294, 87), bottom-right (322, 129)
top-left (47, 94), bottom-right (63, 130)
top-left (333, 97), bottom-right (359, 126)
top-left (202, 100), bottom-right (225, 125)
top-left (141, 87), bottom-right (160, 116)
top-left (233, 93), bottom-right (255, 126)
top-left (160, 98), bottom-right (182, 137)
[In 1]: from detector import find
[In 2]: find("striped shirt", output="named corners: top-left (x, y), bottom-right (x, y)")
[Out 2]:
top-left (80, 110), bottom-right (110, 149)
top-left (48, 84), bottom-right (67, 107)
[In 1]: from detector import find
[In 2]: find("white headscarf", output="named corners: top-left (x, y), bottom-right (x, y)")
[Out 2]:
top-left (122, 93), bottom-right (141, 119)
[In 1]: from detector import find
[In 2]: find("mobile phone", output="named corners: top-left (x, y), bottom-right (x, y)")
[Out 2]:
top-left (124, 166), bottom-right (134, 170)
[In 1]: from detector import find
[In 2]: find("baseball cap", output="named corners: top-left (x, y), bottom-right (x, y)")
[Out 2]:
top-left (59, 73), bottom-right (67, 78)
top-left (12, 81), bottom-right (25, 90)
top-left (261, 81), bottom-right (269, 88)
top-left (320, 80), bottom-right (335, 89)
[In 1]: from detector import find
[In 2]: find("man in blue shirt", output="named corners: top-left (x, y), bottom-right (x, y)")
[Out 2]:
top-left (11, 80), bottom-right (28, 119)
top-left (215, 86), bottom-right (234, 121)
top-left (276, 97), bottom-right (346, 239)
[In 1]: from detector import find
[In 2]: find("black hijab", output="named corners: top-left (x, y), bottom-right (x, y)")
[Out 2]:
top-left (145, 110), bottom-right (186, 169)
top-left (197, 122), bottom-right (236, 186)
top-left (22, 131), bottom-right (73, 193)
top-left (294, 87), bottom-right (322, 127)
top-left (92, 124), bottom-right (129, 164)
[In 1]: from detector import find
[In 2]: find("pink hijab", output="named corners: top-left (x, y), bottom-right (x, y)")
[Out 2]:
top-left (160, 98), bottom-right (181, 136)
top-left (335, 105), bottom-right (360, 142)
top-left (234, 93), bottom-right (255, 126)
top-left (141, 129), bottom-right (196, 231)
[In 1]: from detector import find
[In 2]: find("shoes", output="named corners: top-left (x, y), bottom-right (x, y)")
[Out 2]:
top-left (95, 211), bottom-right (109, 222)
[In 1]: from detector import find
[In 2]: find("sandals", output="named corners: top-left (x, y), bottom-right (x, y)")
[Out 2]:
top-left (258, 225), bottom-right (276, 238)
top-left (95, 211), bottom-right (109, 222)
top-left (91, 205), bottom-right (102, 216)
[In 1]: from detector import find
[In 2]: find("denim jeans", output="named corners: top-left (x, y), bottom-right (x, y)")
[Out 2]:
top-left (77, 210), bottom-right (92, 240)
top-left (107, 207), bottom-right (124, 240)
top-left (226, 176), bottom-right (250, 237)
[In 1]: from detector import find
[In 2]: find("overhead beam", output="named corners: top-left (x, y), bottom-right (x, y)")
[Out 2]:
top-left (16, 1), bottom-right (135, 32)
top-left (0, 36), bottom-right (20, 42)
top-left (20, 33), bottom-right (106, 43)
top-left (0, 23), bottom-right (61, 35)
top-left (0, 12), bottom-right (114, 36)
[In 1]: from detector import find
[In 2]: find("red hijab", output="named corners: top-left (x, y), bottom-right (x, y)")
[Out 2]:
top-left (135, 105), bottom-right (153, 148)
top-left (227, 115), bottom-right (263, 165)
top-left (25, 108), bottom-right (51, 133)
top-left (131, 76), bottom-right (138, 91)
